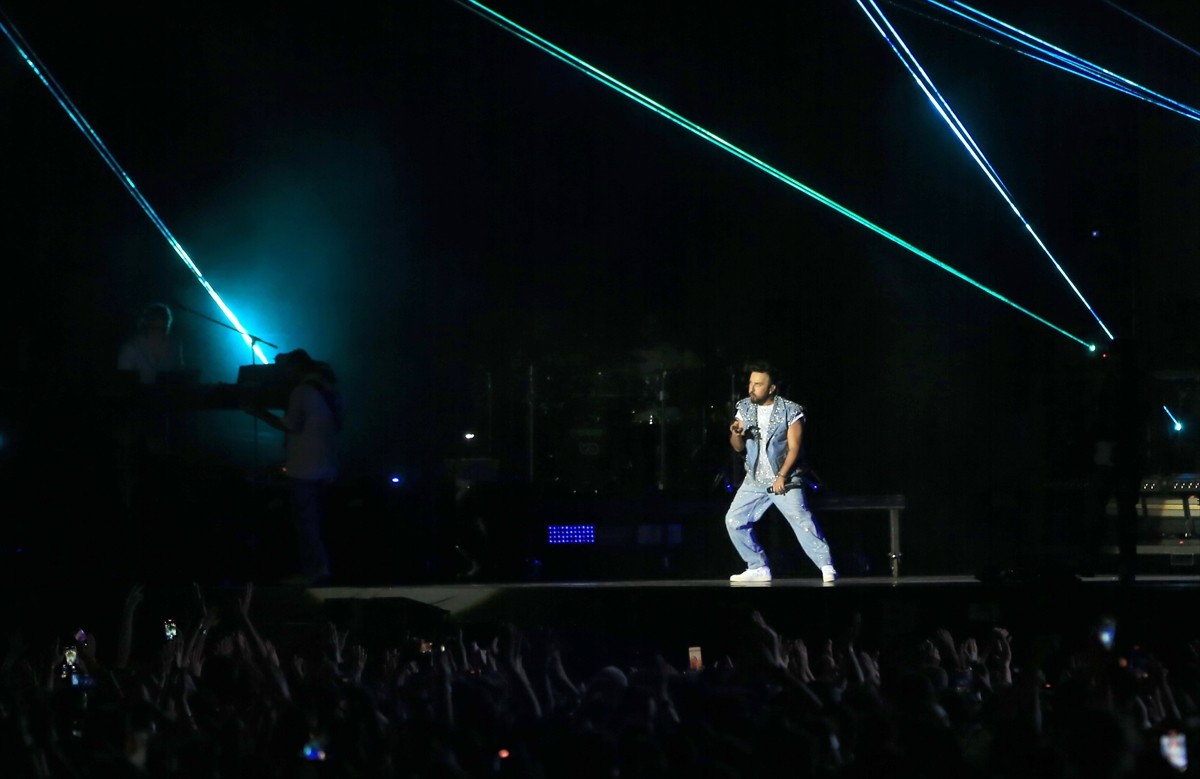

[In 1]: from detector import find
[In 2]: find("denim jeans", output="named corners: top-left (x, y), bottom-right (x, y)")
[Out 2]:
top-left (725, 481), bottom-right (831, 571)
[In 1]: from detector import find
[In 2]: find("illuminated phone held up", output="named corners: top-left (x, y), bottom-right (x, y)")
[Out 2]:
top-left (1096, 617), bottom-right (1116, 650)
top-left (1161, 729), bottom-right (1187, 772)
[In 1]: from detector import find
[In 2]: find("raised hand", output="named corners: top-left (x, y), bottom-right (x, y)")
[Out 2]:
top-left (959, 636), bottom-right (980, 668)
top-left (350, 645), bottom-right (367, 683)
top-left (236, 582), bottom-right (254, 621)
top-left (749, 610), bottom-right (787, 670)
top-left (858, 649), bottom-right (882, 687)
top-left (467, 639), bottom-right (490, 672)
top-left (124, 583), bottom-right (145, 615)
top-left (787, 638), bottom-right (814, 682)
top-left (498, 623), bottom-right (525, 673)
top-left (327, 622), bottom-right (348, 665)
top-left (382, 648), bottom-right (401, 682)
top-left (993, 629), bottom-right (1013, 665)
top-left (192, 582), bottom-right (207, 622)
top-left (918, 638), bottom-right (941, 667)
top-left (933, 628), bottom-right (958, 667)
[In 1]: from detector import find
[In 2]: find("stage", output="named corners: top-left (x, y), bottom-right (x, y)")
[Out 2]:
top-left (4, 528), bottom-right (1199, 686)
top-left (25, 572), bottom-right (1192, 678)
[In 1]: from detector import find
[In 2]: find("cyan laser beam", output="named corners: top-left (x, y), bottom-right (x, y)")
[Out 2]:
top-left (857, 0), bottom-right (1114, 341)
top-left (917, 0), bottom-right (1200, 122)
top-left (1164, 405), bottom-right (1183, 432)
top-left (0, 11), bottom-right (270, 364)
top-left (454, 0), bottom-right (1095, 351)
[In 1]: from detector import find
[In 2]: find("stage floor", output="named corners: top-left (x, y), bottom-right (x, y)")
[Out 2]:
top-left (257, 573), bottom-right (1200, 675)
top-left (12, 568), bottom-right (1200, 681)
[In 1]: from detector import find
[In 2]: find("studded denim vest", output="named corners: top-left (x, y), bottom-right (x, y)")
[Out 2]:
top-left (736, 396), bottom-right (806, 485)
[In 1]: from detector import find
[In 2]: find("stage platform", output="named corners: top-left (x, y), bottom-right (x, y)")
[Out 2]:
top-left (12, 572), bottom-right (1183, 680)
top-left (8, 539), bottom-right (1200, 680)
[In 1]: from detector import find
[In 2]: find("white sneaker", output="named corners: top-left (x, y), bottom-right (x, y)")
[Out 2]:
top-left (730, 565), bottom-right (772, 582)
top-left (822, 565), bottom-right (838, 583)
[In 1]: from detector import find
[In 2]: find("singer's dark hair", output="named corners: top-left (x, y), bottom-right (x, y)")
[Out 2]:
top-left (744, 359), bottom-right (778, 385)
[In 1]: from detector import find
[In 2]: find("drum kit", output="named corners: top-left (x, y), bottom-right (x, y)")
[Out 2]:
top-left (523, 351), bottom-right (740, 497)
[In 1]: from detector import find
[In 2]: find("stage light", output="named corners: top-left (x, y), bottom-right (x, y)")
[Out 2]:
top-left (859, 0), bottom-right (1114, 341)
top-left (1164, 406), bottom-right (1183, 432)
top-left (464, 432), bottom-right (476, 440)
top-left (547, 525), bottom-right (596, 544)
top-left (0, 11), bottom-right (270, 364)
top-left (389, 474), bottom-right (406, 486)
top-left (455, 0), bottom-right (1097, 351)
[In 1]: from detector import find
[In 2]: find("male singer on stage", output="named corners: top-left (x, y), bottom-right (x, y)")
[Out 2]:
top-left (725, 361), bottom-right (837, 583)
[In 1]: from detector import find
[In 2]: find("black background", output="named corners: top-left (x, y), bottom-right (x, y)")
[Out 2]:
top-left (3, 0), bottom-right (1200, 580)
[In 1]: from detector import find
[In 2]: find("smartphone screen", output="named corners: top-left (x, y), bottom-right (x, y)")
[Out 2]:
top-left (688, 646), bottom-right (703, 671)
top-left (1161, 730), bottom-right (1187, 772)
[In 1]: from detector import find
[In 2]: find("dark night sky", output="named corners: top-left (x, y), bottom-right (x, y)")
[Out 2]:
top-left (3, 0), bottom-right (1200, 574)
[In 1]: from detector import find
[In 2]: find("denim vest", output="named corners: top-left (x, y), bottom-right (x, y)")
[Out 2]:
top-left (736, 396), bottom-right (806, 485)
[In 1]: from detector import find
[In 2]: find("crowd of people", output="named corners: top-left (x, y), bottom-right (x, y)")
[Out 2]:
top-left (2, 579), bottom-right (1197, 777)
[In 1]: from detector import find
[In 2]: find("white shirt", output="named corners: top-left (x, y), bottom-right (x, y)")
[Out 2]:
top-left (282, 383), bottom-right (341, 480)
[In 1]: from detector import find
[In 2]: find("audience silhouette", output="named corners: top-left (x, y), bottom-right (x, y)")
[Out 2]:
top-left (2, 578), bottom-right (1196, 777)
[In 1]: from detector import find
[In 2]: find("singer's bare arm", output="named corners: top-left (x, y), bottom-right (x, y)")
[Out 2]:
top-left (770, 420), bottom-right (803, 494)
top-left (729, 418), bottom-right (746, 452)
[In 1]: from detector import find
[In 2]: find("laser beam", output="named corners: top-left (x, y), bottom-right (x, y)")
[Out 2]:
top-left (1102, 0), bottom-right (1200, 61)
top-left (884, 1), bottom-right (1200, 122)
top-left (454, 0), bottom-right (1096, 350)
top-left (910, 0), bottom-right (1200, 122)
top-left (0, 11), bottom-right (270, 364)
top-left (857, 0), bottom-right (1114, 341)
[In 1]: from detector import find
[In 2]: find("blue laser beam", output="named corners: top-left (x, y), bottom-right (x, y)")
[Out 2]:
top-left (1164, 406), bottom-right (1183, 432)
top-left (0, 12), bottom-right (270, 364)
top-left (857, 0), bottom-right (1114, 341)
top-left (454, 0), bottom-right (1095, 351)
top-left (931, 0), bottom-right (1200, 116)
top-left (885, 1), bottom-right (1200, 122)
top-left (1101, 0), bottom-right (1200, 61)
top-left (917, 0), bottom-right (1200, 122)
